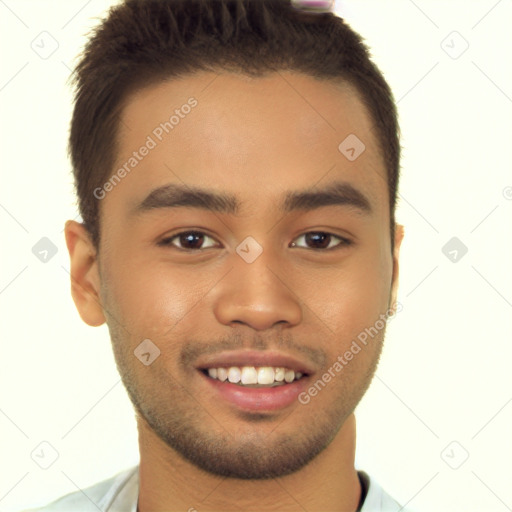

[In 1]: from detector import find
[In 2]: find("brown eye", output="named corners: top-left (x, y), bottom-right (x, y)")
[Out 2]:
top-left (290, 232), bottom-right (351, 250)
top-left (159, 231), bottom-right (218, 250)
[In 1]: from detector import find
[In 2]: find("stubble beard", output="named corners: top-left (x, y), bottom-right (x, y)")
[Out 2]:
top-left (106, 322), bottom-right (384, 480)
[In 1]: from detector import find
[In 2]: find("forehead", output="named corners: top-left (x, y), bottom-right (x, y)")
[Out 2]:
top-left (105, 71), bottom-right (388, 219)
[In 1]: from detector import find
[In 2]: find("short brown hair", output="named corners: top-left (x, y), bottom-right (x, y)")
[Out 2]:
top-left (70, 0), bottom-right (400, 250)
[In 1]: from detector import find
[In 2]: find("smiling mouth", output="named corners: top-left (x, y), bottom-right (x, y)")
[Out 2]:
top-left (200, 366), bottom-right (307, 388)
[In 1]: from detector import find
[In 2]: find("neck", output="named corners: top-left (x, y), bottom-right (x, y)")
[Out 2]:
top-left (137, 414), bottom-right (361, 512)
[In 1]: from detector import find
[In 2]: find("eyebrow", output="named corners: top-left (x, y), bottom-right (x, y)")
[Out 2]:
top-left (131, 180), bottom-right (372, 217)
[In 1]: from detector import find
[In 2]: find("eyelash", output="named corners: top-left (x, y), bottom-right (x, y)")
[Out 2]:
top-left (157, 230), bottom-right (353, 252)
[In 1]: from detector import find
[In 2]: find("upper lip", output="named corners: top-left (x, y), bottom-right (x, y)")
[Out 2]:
top-left (195, 350), bottom-right (315, 375)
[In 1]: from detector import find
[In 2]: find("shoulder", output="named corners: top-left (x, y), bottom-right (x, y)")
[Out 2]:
top-left (359, 470), bottom-right (412, 512)
top-left (20, 466), bottom-right (138, 512)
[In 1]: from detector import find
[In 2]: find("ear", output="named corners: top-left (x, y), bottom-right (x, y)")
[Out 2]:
top-left (389, 223), bottom-right (404, 311)
top-left (64, 220), bottom-right (106, 327)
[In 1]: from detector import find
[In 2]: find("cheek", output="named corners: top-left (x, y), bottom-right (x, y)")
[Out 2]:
top-left (102, 251), bottom-right (214, 339)
top-left (299, 253), bottom-right (391, 343)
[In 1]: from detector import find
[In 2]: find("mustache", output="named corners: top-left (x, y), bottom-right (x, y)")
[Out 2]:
top-left (179, 331), bottom-right (327, 369)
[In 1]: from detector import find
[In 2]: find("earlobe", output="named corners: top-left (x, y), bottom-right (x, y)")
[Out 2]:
top-left (389, 223), bottom-right (404, 311)
top-left (64, 220), bottom-right (106, 327)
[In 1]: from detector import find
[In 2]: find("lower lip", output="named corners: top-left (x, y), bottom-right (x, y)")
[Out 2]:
top-left (199, 371), bottom-right (309, 412)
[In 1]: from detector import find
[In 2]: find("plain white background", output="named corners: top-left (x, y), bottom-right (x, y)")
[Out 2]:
top-left (1, 1), bottom-right (511, 511)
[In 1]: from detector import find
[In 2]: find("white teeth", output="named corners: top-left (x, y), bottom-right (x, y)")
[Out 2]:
top-left (274, 367), bottom-right (285, 382)
top-left (204, 365), bottom-right (305, 386)
top-left (284, 369), bottom-right (295, 383)
top-left (227, 367), bottom-right (241, 383)
top-left (257, 367), bottom-right (275, 385)
top-left (241, 366), bottom-right (258, 384)
top-left (217, 367), bottom-right (228, 382)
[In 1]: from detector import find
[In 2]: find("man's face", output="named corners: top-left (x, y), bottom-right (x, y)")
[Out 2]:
top-left (85, 71), bottom-right (402, 479)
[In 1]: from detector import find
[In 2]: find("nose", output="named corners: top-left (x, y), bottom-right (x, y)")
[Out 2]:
top-left (213, 250), bottom-right (303, 331)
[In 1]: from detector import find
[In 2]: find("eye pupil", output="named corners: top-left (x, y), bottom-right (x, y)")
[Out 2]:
top-left (306, 232), bottom-right (331, 248)
top-left (180, 232), bottom-right (204, 249)
top-left (305, 232), bottom-right (330, 249)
